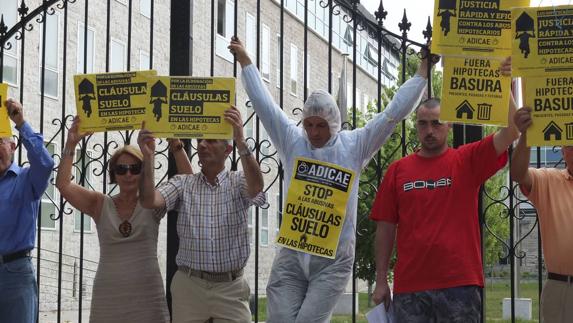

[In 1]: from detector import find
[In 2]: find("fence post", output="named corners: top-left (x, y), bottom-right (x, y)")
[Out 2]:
top-left (167, 0), bottom-right (193, 314)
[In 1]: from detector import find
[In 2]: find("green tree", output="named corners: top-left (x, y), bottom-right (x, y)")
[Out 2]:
top-left (352, 52), bottom-right (445, 306)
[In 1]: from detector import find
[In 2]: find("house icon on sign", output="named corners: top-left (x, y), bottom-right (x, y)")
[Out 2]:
top-left (543, 121), bottom-right (563, 141)
top-left (456, 100), bottom-right (475, 120)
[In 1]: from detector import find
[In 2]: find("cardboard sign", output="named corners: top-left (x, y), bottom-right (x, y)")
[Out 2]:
top-left (74, 71), bottom-right (156, 133)
top-left (512, 5), bottom-right (573, 76)
top-left (276, 158), bottom-right (355, 259)
top-left (144, 77), bottom-right (234, 139)
top-left (441, 57), bottom-right (511, 126)
top-left (0, 83), bottom-right (11, 137)
top-left (523, 76), bottom-right (573, 146)
top-left (432, 0), bottom-right (529, 57)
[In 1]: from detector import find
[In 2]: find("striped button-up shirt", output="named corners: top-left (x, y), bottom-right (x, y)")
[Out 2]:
top-left (158, 169), bottom-right (266, 272)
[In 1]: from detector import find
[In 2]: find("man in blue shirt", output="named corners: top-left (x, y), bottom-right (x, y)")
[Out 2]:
top-left (0, 98), bottom-right (54, 323)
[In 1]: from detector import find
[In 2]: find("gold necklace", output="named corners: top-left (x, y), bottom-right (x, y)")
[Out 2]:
top-left (112, 196), bottom-right (137, 238)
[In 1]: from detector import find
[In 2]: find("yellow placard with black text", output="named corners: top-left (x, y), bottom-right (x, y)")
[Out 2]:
top-left (441, 56), bottom-right (510, 126)
top-left (74, 71), bottom-right (157, 133)
top-left (512, 5), bottom-right (573, 77)
top-left (0, 83), bottom-right (11, 137)
top-left (432, 0), bottom-right (529, 57)
top-left (523, 76), bottom-right (573, 146)
top-left (144, 77), bottom-right (234, 139)
top-left (276, 158), bottom-right (355, 259)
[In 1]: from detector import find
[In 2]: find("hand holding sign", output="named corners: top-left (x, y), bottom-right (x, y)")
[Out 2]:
top-left (514, 107), bottom-right (533, 134)
top-left (223, 105), bottom-right (245, 143)
top-left (67, 116), bottom-right (93, 146)
top-left (5, 98), bottom-right (24, 128)
top-left (499, 56), bottom-right (512, 77)
top-left (137, 121), bottom-right (157, 159)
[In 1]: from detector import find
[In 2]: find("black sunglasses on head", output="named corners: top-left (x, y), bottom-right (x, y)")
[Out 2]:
top-left (114, 164), bottom-right (142, 175)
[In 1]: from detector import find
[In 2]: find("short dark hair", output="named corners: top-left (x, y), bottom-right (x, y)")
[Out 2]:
top-left (415, 97), bottom-right (441, 117)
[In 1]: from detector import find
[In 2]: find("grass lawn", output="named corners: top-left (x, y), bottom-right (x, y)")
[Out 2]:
top-left (252, 282), bottom-right (541, 322)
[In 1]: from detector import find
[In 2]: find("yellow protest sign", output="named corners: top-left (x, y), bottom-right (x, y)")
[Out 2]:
top-left (432, 0), bottom-right (529, 57)
top-left (512, 5), bottom-right (573, 77)
top-left (276, 158), bottom-right (355, 259)
top-left (0, 83), bottom-right (11, 138)
top-left (441, 57), bottom-right (511, 126)
top-left (74, 71), bottom-right (156, 133)
top-left (144, 77), bottom-right (234, 139)
top-left (523, 76), bottom-right (573, 146)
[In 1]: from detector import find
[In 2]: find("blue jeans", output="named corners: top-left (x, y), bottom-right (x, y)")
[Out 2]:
top-left (393, 285), bottom-right (481, 323)
top-left (0, 257), bottom-right (38, 323)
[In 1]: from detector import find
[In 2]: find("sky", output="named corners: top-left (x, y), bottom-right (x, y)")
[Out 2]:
top-left (360, 0), bottom-right (573, 43)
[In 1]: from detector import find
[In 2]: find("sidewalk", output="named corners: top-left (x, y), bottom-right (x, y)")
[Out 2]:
top-left (39, 310), bottom-right (89, 323)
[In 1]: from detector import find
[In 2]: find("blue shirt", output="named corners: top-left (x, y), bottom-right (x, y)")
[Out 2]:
top-left (0, 122), bottom-right (54, 255)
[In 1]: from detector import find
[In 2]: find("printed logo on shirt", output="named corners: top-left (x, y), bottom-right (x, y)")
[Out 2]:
top-left (403, 177), bottom-right (452, 192)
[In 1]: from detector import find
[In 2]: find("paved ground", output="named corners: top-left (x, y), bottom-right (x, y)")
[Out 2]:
top-left (39, 310), bottom-right (90, 323)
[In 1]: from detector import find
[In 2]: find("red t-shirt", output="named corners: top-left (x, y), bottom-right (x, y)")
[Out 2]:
top-left (369, 135), bottom-right (507, 294)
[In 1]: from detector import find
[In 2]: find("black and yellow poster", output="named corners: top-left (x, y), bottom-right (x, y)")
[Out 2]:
top-left (144, 77), bottom-right (234, 139)
top-left (276, 158), bottom-right (355, 259)
top-left (523, 76), bottom-right (573, 146)
top-left (0, 83), bottom-right (11, 137)
top-left (73, 71), bottom-right (156, 133)
top-left (512, 5), bottom-right (573, 77)
top-left (441, 57), bottom-right (511, 125)
top-left (432, 0), bottom-right (529, 57)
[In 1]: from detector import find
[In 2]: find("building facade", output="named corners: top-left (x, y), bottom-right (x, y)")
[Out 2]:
top-left (1, 0), bottom-right (400, 314)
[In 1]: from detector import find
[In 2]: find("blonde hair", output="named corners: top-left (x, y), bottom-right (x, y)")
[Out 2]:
top-left (108, 145), bottom-right (143, 184)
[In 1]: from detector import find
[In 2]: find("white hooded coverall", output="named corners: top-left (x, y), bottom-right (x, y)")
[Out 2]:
top-left (241, 64), bottom-right (426, 323)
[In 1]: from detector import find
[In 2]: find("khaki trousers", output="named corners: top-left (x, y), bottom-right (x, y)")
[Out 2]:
top-left (541, 279), bottom-right (573, 323)
top-left (171, 270), bottom-right (251, 323)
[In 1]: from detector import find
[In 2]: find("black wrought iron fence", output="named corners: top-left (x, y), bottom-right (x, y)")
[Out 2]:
top-left (0, 0), bottom-right (551, 322)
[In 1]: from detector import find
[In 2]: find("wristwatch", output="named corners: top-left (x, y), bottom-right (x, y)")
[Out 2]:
top-left (238, 147), bottom-right (252, 157)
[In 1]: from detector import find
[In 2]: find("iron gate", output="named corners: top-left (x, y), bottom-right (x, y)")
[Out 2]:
top-left (0, 0), bottom-right (554, 322)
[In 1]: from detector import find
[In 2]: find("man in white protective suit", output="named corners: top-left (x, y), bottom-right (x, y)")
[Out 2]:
top-left (229, 36), bottom-right (436, 323)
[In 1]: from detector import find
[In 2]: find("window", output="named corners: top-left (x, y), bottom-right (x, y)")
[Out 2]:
top-left (276, 193), bottom-right (282, 233)
top-left (245, 13), bottom-right (256, 57)
top-left (364, 44), bottom-right (377, 66)
top-left (261, 24), bottom-right (270, 81)
top-left (343, 25), bottom-right (353, 46)
top-left (139, 50), bottom-right (150, 70)
top-left (77, 23), bottom-right (95, 74)
top-left (110, 39), bottom-right (126, 72)
top-left (0, 0), bottom-right (18, 85)
top-left (248, 208), bottom-right (254, 244)
top-left (40, 143), bottom-right (56, 230)
top-left (74, 149), bottom-right (94, 232)
top-left (290, 44), bottom-right (298, 96)
top-left (140, 0), bottom-right (151, 18)
top-left (216, 0), bottom-right (235, 61)
top-left (115, 0), bottom-right (127, 5)
top-left (40, 13), bottom-right (59, 98)
top-left (248, 207), bottom-right (268, 245)
top-left (276, 34), bottom-right (281, 88)
top-left (260, 208), bottom-right (269, 246)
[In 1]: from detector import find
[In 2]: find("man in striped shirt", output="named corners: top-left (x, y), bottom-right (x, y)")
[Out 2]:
top-left (138, 106), bottom-right (266, 323)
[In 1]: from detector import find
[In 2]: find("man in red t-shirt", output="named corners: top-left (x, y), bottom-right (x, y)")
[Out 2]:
top-left (369, 60), bottom-right (518, 322)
